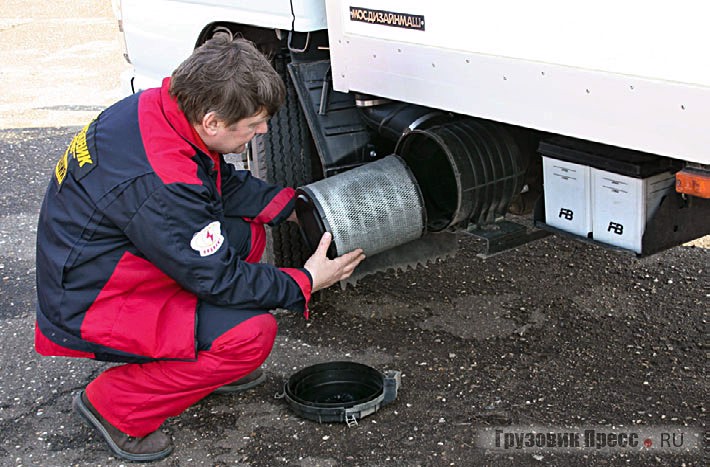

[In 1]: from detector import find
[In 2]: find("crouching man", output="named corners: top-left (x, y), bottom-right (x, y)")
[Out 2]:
top-left (35, 35), bottom-right (365, 462)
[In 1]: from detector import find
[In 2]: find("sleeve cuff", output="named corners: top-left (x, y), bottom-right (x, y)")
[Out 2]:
top-left (253, 187), bottom-right (296, 225)
top-left (280, 267), bottom-right (313, 319)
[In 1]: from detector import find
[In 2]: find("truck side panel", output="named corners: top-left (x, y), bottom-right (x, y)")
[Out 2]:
top-left (326, 0), bottom-right (710, 164)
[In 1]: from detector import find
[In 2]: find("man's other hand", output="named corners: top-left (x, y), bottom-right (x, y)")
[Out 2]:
top-left (304, 232), bottom-right (365, 292)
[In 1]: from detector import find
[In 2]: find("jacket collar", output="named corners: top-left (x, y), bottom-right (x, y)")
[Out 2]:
top-left (159, 77), bottom-right (219, 163)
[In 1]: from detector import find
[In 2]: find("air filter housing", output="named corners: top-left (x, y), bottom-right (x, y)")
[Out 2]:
top-left (396, 118), bottom-right (527, 231)
top-left (296, 155), bottom-right (425, 258)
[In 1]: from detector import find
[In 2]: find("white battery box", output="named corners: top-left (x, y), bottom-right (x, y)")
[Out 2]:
top-left (542, 156), bottom-right (592, 237)
top-left (592, 170), bottom-right (675, 253)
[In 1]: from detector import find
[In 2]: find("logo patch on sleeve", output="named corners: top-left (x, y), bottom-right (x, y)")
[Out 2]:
top-left (190, 221), bottom-right (224, 257)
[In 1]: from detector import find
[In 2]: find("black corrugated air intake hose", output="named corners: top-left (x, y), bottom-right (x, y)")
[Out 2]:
top-left (395, 117), bottom-right (525, 231)
top-left (356, 98), bottom-right (450, 142)
top-left (357, 100), bottom-right (527, 232)
top-left (396, 118), bottom-right (527, 231)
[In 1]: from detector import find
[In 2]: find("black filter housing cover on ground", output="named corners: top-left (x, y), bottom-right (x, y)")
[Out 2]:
top-left (284, 361), bottom-right (401, 424)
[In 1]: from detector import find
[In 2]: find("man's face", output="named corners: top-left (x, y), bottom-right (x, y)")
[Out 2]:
top-left (204, 109), bottom-right (270, 154)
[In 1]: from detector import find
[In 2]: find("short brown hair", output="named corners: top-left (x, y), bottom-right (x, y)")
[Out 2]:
top-left (169, 35), bottom-right (285, 125)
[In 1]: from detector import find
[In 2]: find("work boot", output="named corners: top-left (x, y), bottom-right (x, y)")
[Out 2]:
top-left (73, 390), bottom-right (173, 462)
top-left (212, 367), bottom-right (266, 394)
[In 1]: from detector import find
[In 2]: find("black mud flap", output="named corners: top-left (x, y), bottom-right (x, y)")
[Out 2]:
top-left (287, 60), bottom-right (373, 176)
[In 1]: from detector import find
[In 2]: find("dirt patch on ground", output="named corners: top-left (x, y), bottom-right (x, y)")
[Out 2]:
top-left (167, 234), bottom-right (706, 466)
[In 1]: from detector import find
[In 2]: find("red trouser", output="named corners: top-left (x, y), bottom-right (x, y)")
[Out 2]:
top-left (86, 218), bottom-right (276, 437)
top-left (86, 312), bottom-right (277, 437)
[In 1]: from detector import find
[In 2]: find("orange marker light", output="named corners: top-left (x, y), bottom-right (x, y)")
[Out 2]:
top-left (676, 169), bottom-right (710, 198)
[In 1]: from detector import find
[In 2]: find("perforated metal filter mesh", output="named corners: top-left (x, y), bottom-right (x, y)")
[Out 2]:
top-left (302, 155), bottom-right (425, 256)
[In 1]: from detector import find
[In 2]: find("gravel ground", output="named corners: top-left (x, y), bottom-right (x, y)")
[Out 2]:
top-left (0, 2), bottom-right (707, 466)
top-left (1, 127), bottom-right (706, 466)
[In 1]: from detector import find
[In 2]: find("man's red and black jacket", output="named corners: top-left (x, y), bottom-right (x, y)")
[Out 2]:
top-left (35, 78), bottom-right (311, 363)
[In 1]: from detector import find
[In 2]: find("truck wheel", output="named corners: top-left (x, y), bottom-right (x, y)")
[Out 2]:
top-left (250, 52), bottom-right (321, 267)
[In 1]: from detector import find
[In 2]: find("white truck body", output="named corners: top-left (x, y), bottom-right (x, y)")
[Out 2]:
top-left (118, 0), bottom-right (710, 165)
top-left (117, 0), bottom-right (327, 92)
top-left (327, 0), bottom-right (710, 165)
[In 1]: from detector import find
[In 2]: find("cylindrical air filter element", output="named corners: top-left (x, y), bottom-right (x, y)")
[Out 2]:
top-left (296, 155), bottom-right (425, 258)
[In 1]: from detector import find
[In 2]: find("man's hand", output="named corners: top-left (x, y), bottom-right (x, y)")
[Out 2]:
top-left (304, 232), bottom-right (366, 292)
